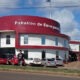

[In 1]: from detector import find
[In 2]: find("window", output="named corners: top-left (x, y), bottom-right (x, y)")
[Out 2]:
top-left (55, 37), bottom-right (58, 46)
top-left (6, 35), bottom-right (10, 44)
top-left (79, 44), bottom-right (80, 51)
top-left (64, 40), bottom-right (67, 47)
top-left (56, 51), bottom-right (59, 59)
top-left (64, 53), bottom-right (67, 60)
top-left (24, 35), bottom-right (28, 44)
top-left (41, 36), bottom-right (45, 45)
top-left (24, 50), bottom-right (28, 59)
top-left (42, 51), bottom-right (46, 59)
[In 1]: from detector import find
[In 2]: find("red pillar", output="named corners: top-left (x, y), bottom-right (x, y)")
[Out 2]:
top-left (15, 32), bottom-right (19, 48)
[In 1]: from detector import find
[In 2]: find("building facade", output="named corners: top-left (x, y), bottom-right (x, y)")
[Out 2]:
top-left (69, 41), bottom-right (80, 61)
top-left (0, 15), bottom-right (70, 61)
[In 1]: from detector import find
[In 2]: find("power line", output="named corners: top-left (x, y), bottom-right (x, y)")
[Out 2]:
top-left (0, 5), bottom-right (80, 9)
top-left (0, 0), bottom-right (80, 9)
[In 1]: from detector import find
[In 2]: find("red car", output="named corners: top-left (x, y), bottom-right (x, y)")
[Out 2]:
top-left (8, 55), bottom-right (26, 66)
top-left (0, 55), bottom-right (8, 64)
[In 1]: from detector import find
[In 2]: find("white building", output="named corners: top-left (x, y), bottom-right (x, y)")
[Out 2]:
top-left (69, 41), bottom-right (80, 61)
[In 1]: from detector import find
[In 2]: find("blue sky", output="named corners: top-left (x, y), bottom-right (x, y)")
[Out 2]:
top-left (0, 0), bottom-right (80, 40)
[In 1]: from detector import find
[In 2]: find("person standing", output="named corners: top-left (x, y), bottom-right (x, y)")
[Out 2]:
top-left (17, 50), bottom-right (24, 66)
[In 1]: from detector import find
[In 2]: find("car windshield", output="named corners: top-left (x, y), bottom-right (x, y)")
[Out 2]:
top-left (0, 54), bottom-right (14, 59)
top-left (28, 58), bottom-right (33, 60)
top-left (47, 58), bottom-right (55, 61)
top-left (34, 58), bottom-right (40, 61)
top-left (8, 55), bottom-right (14, 59)
top-left (56, 58), bottom-right (62, 60)
top-left (0, 55), bottom-right (7, 58)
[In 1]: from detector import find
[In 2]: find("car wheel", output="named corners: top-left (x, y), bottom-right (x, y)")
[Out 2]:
top-left (6, 61), bottom-right (9, 65)
top-left (11, 62), bottom-right (15, 65)
top-left (44, 63), bottom-right (47, 67)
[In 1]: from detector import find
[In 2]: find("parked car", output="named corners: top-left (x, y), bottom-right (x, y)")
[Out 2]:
top-left (6, 54), bottom-right (14, 64)
top-left (8, 55), bottom-right (26, 66)
top-left (25, 58), bottom-right (42, 65)
top-left (55, 58), bottom-right (64, 66)
top-left (41, 58), bottom-right (56, 67)
top-left (25, 58), bottom-right (33, 65)
top-left (0, 54), bottom-right (8, 64)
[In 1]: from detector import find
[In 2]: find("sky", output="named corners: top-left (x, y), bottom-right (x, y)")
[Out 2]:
top-left (0, 0), bottom-right (80, 40)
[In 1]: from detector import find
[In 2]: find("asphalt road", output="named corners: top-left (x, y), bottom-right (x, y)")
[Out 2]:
top-left (0, 71), bottom-right (80, 80)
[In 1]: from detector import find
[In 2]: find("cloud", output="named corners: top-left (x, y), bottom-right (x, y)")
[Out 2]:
top-left (54, 0), bottom-right (80, 4)
top-left (0, 0), bottom-right (19, 7)
top-left (0, 0), bottom-right (19, 12)
top-left (52, 9), bottom-right (75, 32)
top-left (25, 0), bottom-right (80, 6)
top-left (69, 28), bottom-right (80, 40)
top-left (52, 9), bottom-right (80, 40)
top-left (28, 0), bottom-right (80, 8)
top-left (32, 0), bottom-right (80, 40)
top-left (0, 0), bottom-right (80, 40)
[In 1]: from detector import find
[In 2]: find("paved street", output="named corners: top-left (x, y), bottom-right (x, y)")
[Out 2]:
top-left (0, 71), bottom-right (80, 80)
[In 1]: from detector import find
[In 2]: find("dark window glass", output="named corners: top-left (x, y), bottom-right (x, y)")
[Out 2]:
top-left (55, 37), bottom-right (58, 46)
top-left (42, 51), bottom-right (45, 59)
top-left (6, 35), bottom-right (10, 44)
top-left (79, 45), bottom-right (80, 51)
top-left (64, 40), bottom-right (67, 47)
top-left (47, 59), bottom-right (55, 61)
top-left (56, 51), bottom-right (59, 59)
top-left (24, 50), bottom-right (28, 59)
top-left (41, 36), bottom-right (45, 45)
top-left (24, 35), bottom-right (28, 44)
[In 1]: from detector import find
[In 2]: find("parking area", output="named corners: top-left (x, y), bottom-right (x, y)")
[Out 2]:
top-left (0, 54), bottom-right (64, 68)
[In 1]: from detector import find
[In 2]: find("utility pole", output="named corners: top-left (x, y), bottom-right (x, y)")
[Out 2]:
top-left (46, 0), bottom-right (52, 19)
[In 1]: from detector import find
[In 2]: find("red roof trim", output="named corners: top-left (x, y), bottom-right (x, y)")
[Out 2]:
top-left (0, 15), bottom-right (70, 40)
top-left (70, 41), bottom-right (80, 44)
top-left (16, 45), bottom-right (69, 51)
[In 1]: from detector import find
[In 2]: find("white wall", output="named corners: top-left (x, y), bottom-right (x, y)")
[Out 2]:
top-left (28, 49), bottom-right (42, 59)
top-left (29, 35), bottom-right (41, 45)
top-left (20, 34), bottom-right (69, 48)
top-left (46, 50), bottom-right (56, 58)
top-left (70, 44), bottom-right (79, 51)
top-left (20, 34), bottom-right (41, 45)
top-left (59, 51), bottom-right (69, 60)
top-left (58, 37), bottom-right (63, 47)
top-left (46, 50), bottom-right (69, 60)
top-left (46, 36), bottom-right (54, 46)
top-left (0, 32), bottom-right (15, 47)
top-left (58, 37), bottom-right (69, 48)
top-left (15, 49), bottom-right (69, 60)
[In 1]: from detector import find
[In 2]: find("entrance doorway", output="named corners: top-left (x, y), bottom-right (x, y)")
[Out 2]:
top-left (42, 51), bottom-right (45, 59)
top-left (69, 51), bottom-right (77, 62)
top-left (0, 48), bottom-right (15, 55)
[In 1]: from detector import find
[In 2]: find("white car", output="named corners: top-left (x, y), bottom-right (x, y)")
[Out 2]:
top-left (25, 58), bottom-right (33, 65)
top-left (55, 58), bottom-right (64, 66)
top-left (41, 58), bottom-right (56, 67)
top-left (25, 58), bottom-right (42, 65)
